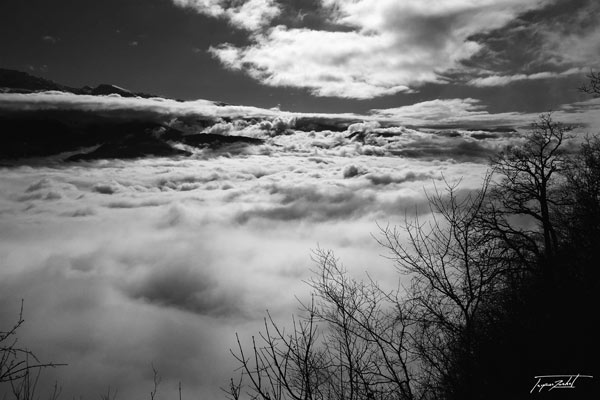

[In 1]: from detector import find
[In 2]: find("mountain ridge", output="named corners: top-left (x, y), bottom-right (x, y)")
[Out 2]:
top-left (0, 68), bottom-right (156, 98)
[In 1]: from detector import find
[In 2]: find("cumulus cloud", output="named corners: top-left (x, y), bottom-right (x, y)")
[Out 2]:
top-left (172, 0), bottom-right (281, 31)
top-left (207, 0), bottom-right (552, 98)
top-left (209, 27), bottom-right (413, 99)
top-left (170, 0), bottom-right (596, 98)
top-left (226, 0), bottom-right (282, 31)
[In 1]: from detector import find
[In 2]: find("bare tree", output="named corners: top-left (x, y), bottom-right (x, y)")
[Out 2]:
top-left (226, 177), bottom-right (513, 400)
top-left (224, 250), bottom-right (421, 400)
top-left (579, 70), bottom-right (600, 97)
top-left (150, 364), bottom-right (161, 400)
top-left (375, 176), bottom-right (512, 399)
top-left (225, 301), bottom-right (328, 400)
top-left (1, 301), bottom-right (65, 400)
top-left (483, 113), bottom-right (570, 265)
top-left (227, 111), bottom-right (595, 400)
top-left (306, 250), bottom-right (417, 400)
top-left (556, 135), bottom-right (600, 274)
top-left (99, 386), bottom-right (118, 400)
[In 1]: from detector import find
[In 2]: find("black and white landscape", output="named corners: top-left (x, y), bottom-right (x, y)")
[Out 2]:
top-left (1, 1), bottom-right (599, 399)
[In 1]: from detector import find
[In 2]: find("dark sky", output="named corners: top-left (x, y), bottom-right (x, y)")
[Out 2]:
top-left (1, 0), bottom-right (598, 114)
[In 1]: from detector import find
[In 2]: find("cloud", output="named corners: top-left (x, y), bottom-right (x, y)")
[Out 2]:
top-left (62, 207), bottom-right (97, 217)
top-left (3, 90), bottom-right (600, 142)
top-left (467, 68), bottom-right (583, 88)
top-left (0, 91), bottom-right (279, 120)
top-left (365, 171), bottom-right (433, 186)
top-left (226, 0), bottom-right (282, 31)
top-left (370, 97), bottom-right (600, 129)
top-left (0, 135), bottom-right (495, 399)
top-left (122, 258), bottom-right (244, 318)
top-left (93, 182), bottom-right (124, 194)
top-left (391, 137), bottom-right (497, 162)
top-left (370, 98), bottom-right (529, 127)
top-left (172, 0), bottom-right (224, 17)
top-left (234, 183), bottom-right (378, 222)
top-left (209, 27), bottom-right (414, 99)
top-left (343, 164), bottom-right (367, 178)
top-left (42, 35), bottom-right (58, 44)
top-left (372, 98), bottom-right (488, 123)
top-left (208, 0), bottom-right (552, 98)
top-left (171, 0), bottom-right (595, 99)
top-left (461, 0), bottom-right (600, 80)
top-left (536, 0), bottom-right (600, 68)
top-left (172, 0), bottom-right (281, 31)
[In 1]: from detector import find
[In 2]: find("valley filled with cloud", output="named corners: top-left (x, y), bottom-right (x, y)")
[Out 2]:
top-left (0, 90), bottom-right (540, 398)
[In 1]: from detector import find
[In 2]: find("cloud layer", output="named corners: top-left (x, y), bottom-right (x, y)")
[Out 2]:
top-left (1, 110), bottom-right (502, 398)
top-left (4, 91), bottom-right (600, 135)
top-left (3, 86), bottom-right (598, 398)
top-left (371, 97), bottom-right (600, 130)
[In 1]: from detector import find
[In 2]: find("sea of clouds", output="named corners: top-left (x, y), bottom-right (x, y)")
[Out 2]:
top-left (0, 119), bottom-right (513, 399)
top-left (3, 90), bottom-right (593, 398)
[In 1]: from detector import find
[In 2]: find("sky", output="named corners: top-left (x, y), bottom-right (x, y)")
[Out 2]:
top-left (1, 0), bottom-right (599, 114)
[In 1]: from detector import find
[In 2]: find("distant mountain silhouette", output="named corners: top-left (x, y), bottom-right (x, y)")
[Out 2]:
top-left (0, 68), bottom-right (156, 98)
top-left (0, 68), bottom-right (269, 161)
top-left (87, 84), bottom-right (135, 97)
top-left (0, 110), bottom-right (265, 161)
top-left (0, 68), bottom-right (78, 93)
